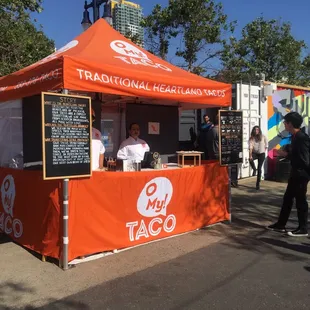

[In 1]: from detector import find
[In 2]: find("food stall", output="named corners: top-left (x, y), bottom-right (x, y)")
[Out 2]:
top-left (0, 19), bottom-right (231, 269)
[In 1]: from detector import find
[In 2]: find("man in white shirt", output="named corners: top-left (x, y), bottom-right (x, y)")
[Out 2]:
top-left (91, 109), bottom-right (105, 171)
top-left (117, 123), bottom-right (150, 161)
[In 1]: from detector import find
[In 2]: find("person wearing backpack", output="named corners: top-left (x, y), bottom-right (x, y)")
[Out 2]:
top-left (267, 112), bottom-right (310, 236)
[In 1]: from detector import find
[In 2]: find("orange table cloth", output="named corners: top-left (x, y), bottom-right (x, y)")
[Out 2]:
top-left (0, 162), bottom-right (229, 261)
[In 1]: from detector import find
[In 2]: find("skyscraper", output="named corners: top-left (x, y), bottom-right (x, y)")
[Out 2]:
top-left (111, 0), bottom-right (144, 45)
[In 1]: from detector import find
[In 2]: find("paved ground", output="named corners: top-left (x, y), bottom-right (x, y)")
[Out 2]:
top-left (0, 178), bottom-right (309, 310)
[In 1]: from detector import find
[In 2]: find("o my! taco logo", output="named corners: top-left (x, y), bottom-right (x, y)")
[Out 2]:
top-left (137, 177), bottom-right (173, 217)
top-left (126, 177), bottom-right (176, 242)
top-left (0, 175), bottom-right (23, 238)
top-left (1, 175), bottom-right (15, 217)
top-left (110, 40), bottom-right (172, 72)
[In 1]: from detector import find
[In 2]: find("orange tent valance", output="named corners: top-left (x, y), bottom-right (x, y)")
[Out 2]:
top-left (0, 19), bottom-right (231, 108)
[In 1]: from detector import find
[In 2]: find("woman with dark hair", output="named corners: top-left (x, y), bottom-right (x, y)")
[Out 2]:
top-left (249, 126), bottom-right (268, 190)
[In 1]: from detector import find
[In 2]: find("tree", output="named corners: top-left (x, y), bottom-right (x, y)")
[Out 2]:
top-left (142, 4), bottom-right (175, 60)
top-left (0, 0), bottom-right (54, 76)
top-left (0, 0), bottom-right (43, 14)
top-left (296, 55), bottom-right (310, 87)
top-left (124, 30), bottom-right (143, 47)
top-left (168, 0), bottom-right (235, 74)
top-left (220, 17), bottom-right (307, 84)
top-left (143, 0), bottom-right (234, 74)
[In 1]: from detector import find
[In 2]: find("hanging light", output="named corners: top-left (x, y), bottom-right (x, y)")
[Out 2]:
top-left (81, 2), bottom-right (92, 31)
top-left (102, 1), bottom-right (113, 26)
top-left (81, 0), bottom-right (113, 30)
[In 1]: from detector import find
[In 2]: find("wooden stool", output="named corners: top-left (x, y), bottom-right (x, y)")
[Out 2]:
top-left (177, 151), bottom-right (203, 167)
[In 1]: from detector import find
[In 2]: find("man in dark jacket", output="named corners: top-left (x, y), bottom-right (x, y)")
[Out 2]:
top-left (197, 114), bottom-right (214, 159)
top-left (267, 112), bottom-right (309, 236)
top-left (206, 115), bottom-right (218, 160)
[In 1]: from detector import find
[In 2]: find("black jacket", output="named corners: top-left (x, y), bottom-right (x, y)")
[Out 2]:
top-left (197, 123), bottom-right (213, 152)
top-left (289, 131), bottom-right (310, 178)
top-left (206, 125), bottom-right (219, 160)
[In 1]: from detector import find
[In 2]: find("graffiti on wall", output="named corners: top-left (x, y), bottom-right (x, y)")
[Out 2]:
top-left (267, 88), bottom-right (310, 176)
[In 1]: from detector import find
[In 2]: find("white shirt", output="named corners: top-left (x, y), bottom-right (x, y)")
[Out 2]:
top-left (117, 136), bottom-right (150, 161)
top-left (249, 135), bottom-right (268, 154)
top-left (92, 128), bottom-right (105, 171)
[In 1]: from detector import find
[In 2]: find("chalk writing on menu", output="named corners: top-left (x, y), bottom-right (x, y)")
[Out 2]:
top-left (219, 110), bottom-right (243, 166)
top-left (42, 93), bottom-right (91, 179)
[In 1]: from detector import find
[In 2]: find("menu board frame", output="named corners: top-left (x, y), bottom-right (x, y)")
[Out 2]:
top-left (41, 92), bottom-right (92, 180)
top-left (219, 110), bottom-right (243, 166)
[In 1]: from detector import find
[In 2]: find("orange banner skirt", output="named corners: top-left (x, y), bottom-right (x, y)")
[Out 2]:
top-left (0, 163), bottom-right (229, 261)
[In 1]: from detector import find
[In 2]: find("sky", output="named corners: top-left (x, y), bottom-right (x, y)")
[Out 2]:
top-left (31, 0), bottom-right (310, 67)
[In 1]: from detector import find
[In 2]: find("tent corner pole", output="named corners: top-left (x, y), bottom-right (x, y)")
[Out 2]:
top-left (228, 106), bottom-right (232, 223)
top-left (62, 88), bottom-right (69, 270)
top-left (62, 178), bottom-right (69, 270)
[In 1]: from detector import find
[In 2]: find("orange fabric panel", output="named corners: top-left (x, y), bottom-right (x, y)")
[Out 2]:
top-left (0, 164), bottom-right (229, 262)
top-left (0, 19), bottom-right (231, 107)
top-left (64, 56), bottom-right (232, 106)
top-left (68, 163), bottom-right (229, 260)
top-left (293, 90), bottom-right (306, 97)
top-left (0, 168), bottom-right (61, 259)
top-left (267, 96), bottom-right (274, 118)
top-left (0, 59), bottom-right (63, 102)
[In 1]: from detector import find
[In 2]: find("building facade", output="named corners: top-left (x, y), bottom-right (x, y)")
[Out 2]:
top-left (266, 83), bottom-right (310, 179)
top-left (111, 0), bottom-right (144, 45)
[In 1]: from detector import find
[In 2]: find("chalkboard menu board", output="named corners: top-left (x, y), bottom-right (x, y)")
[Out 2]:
top-left (219, 110), bottom-right (243, 166)
top-left (41, 92), bottom-right (92, 180)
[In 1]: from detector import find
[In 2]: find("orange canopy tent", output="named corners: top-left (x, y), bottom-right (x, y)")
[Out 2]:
top-left (0, 19), bottom-right (231, 108)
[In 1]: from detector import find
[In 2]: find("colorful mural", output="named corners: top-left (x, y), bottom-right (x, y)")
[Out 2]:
top-left (267, 87), bottom-right (310, 177)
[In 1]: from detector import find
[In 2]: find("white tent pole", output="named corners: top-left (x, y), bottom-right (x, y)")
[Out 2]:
top-left (62, 88), bottom-right (69, 270)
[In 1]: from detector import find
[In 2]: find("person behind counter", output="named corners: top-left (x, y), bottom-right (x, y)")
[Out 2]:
top-left (92, 109), bottom-right (105, 170)
top-left (117, 123), bottom-right (150, 161)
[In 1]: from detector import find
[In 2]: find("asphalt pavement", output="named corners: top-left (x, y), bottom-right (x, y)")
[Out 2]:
top-left (0, 178), bottom-right (309, 310)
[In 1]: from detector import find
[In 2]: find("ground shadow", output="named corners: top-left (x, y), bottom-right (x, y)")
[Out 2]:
top-left (200, 179), bottom-right (309, 263)
top-left (0, 282), bottom-right (35, 309)
top-left (0, 233), bottom-right (11, 245)
top-left (2, 178), bottom-right (309, 309)
top-left (259, 237), bottom-right (310, 255)
top-left (0, 232), bottom-right (60, 267)
top-left (9, 237), bottom-right (309, 310)
top-left (24, 300), bottom-right (90, 310)
top-left (0, 281), bottom-right (89, 310)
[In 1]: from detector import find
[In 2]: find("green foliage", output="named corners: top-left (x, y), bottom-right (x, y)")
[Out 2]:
top-left (297, 55), bottom-right (310, 87)
top-left (142, 4), bottom-right (175, 60)
top-left (0, 0), bottom-right (43, 14)
top-left (143, 0), bottom-right (235, 74)
top-left (0, 0), bottom-right (54, 77)
top-left (124, 30), bottom-right (143, 47)
top-left (220, 17), bottom-right (308, 85)
top-left (168, 0), bottom-right (235, 73)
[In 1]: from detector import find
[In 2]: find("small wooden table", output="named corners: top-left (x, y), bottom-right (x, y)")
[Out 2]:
top-left (176, 151), bottom-right (203, 168)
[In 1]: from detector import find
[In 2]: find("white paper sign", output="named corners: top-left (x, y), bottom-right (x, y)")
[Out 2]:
top-left (148, 122), bottom-right (160, 135)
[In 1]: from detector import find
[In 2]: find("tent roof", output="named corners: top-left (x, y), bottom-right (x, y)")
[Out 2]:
top-left (0, 19), bottom-right (231, 108)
